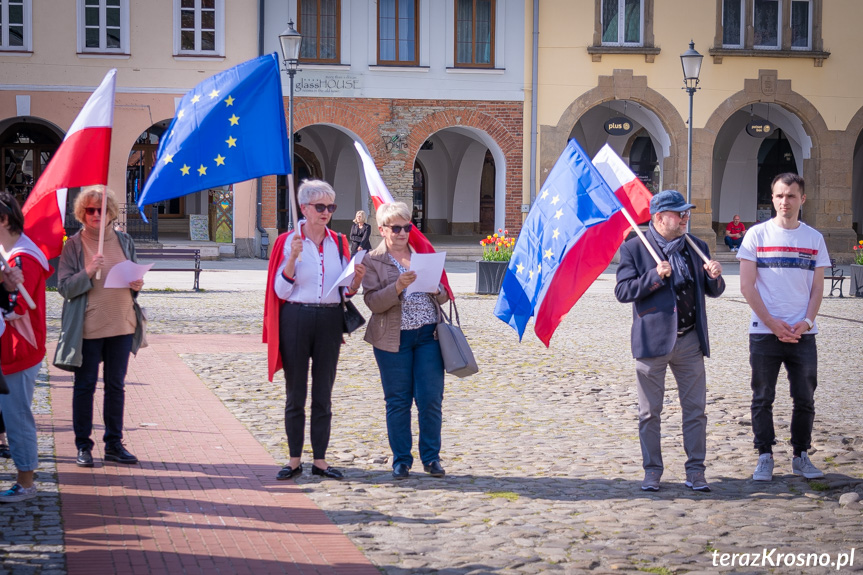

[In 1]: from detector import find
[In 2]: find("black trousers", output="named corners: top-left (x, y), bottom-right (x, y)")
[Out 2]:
top-left (279, 302), bottom-right (343, 459)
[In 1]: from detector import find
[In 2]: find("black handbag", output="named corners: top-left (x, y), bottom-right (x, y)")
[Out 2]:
top-left (336, 232), bottom-right (366, 334)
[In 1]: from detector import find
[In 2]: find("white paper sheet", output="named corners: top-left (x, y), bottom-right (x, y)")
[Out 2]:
top-left (104, 260), bottom-right (154, 288)
top-left (325, 250), bottom-right (367, 297)
top-left (406, 252), bottom-right (446, 294)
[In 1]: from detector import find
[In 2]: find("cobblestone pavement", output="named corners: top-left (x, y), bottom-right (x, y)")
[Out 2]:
top-left (3, 263), bottom-right (862, 574)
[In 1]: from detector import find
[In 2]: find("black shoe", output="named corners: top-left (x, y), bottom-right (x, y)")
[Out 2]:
top-left (392, 463), bottom-right (410, 480)
top-left (276, 463), bottom-right (303, 480)
top-left (104, 443), bottom-right (138, 464)
top-left (76, 447), bottom-right (94, 467)
top-left (0, 444), bottom-right (10, 459)
top-left (311, 465), bottom-right (344, 480)
top-left (423, 460), bottom-right (445, 477)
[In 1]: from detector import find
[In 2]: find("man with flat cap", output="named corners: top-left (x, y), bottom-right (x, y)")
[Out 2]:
top-left (615, 190), bottom-right (725, 492)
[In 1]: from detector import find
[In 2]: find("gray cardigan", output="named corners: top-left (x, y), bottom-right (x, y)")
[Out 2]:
top-left (53, 229), bottom-right (145, 371)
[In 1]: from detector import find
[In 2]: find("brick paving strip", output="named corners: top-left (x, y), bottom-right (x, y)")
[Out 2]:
top-left (46, 334), bottom-right (379, 575)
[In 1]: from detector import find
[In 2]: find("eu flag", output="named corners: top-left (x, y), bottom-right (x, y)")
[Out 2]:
top-left (494, 139), bottom-right (623, 342)
top-left (137, 53), bottom-right (290, 212)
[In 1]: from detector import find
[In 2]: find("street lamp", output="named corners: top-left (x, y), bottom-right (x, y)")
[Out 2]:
top-left (279, 20), bottom-right (302, 231)
top-left (680, 40), bottom-right (703, 232)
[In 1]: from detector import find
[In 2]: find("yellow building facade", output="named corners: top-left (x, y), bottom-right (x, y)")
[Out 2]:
top-left (529, 0), bottom-right (861, 258)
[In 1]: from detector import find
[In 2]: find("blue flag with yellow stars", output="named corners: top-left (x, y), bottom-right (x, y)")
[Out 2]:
top-left (137, 53), bottom-right (290, 213)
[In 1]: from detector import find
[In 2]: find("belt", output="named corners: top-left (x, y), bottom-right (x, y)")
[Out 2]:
top-left (677, 325), bottom-right (695, 337)
top-left (287, 302), bottom-right (340, 308)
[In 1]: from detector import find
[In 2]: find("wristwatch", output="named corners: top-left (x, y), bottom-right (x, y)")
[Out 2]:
top-left (803, 317), bottom-right (814, 331)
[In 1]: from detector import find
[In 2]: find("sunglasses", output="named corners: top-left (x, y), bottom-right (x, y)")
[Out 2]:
top-left (386, 223), bottom-right (413, 234)
top-left (84, 207), bottom-right (103, 216)
top-left (675, 210), bottom-right (691, 219)
top-left (308, 203), bottom-right (337, 213)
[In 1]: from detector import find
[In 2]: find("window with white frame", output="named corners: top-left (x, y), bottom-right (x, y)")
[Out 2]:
top-left (78, 0), bottom-right (129, 53)
top-left (601, 0), bottom-right (642, 46)
top-left (722, 0), bottom-right (743, 47)
top-left (0, 0), bottom-right (30, 51)
top-left (174, 0), bottom-right (224, 56)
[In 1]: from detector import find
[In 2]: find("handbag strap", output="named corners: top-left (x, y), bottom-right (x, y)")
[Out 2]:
top-left (438, 299), bottom-right (461, 327)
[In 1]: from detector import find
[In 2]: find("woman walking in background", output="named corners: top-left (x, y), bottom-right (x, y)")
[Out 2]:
top-left (55, 187), bottom-right (146, 468)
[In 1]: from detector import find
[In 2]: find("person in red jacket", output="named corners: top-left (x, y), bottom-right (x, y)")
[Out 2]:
top-left (0, 191), bottom-right (51, 504)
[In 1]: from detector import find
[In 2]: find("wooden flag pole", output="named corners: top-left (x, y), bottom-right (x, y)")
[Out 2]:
top-left (684, 234), bottom-right (711, 265)
top-left (0, 253), bottom-right (36, 310)
top-left (287, 176), bottom-right (301, 261)
top-left (95, 187), bottom-right (109, 280)
top-left (619, 206), bottom-right (663, 265)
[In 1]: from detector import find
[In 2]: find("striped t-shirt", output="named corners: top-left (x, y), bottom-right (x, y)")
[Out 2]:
top-left (737, 219), bottom-right (830, 334)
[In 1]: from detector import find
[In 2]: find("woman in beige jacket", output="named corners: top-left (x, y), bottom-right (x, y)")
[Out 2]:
top-left (363, 202), bottom-right (449, 480)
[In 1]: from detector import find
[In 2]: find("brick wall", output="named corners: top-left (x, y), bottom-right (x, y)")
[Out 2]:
top-left (262, 97), bottom-right (524, 232)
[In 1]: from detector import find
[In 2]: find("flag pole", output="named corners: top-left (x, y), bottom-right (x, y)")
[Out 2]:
top-left (0, 253), bottom-right (36, 310)
top-left (684, 234), bottom-right (711, 265)
top-left (619, 207), bottom-right (662, 265)
top-left (287, 177), bottom-right (302, 262)
top-left (95, 186), bottom-right (108, 280)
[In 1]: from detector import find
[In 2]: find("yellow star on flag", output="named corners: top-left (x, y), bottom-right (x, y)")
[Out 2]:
top-left (190, 95), bottom-right (201, 104)
top-left (516, 263), bottom-right (524, 274)
top-left (554, 209), bottom-right (564, 220)
top-left (224, 95), bottom-right (235, 106)
top-left (551, 194), bottom-right (560, 205)
top-left (544, 248), bottom-right (553, 259)
top-left (197, 164), bottom-right (207, 176)
top-left (162, 153), bottom-right (174, 165)
top-left (528, 269), bottom-right (534, 280)
top-left (208, 89), bottom-right (220, 99)
top-left (180, 164), bottom-right (190, 176)
top-left (552, 228), bottom-right (560, 240)
top-left (177, 110), bottom-right (185, 119)
top-left (540, 190), bottom-right (549, 200)
top-left (214, 154), bottom-right (225, 166)
top-left (228, 114), bottom-right (240, 126)
top-left (226, 136), bottom-right (237, 148)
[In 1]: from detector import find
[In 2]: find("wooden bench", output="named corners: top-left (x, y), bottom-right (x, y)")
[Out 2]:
top-left (135, 248), bottom-right (202, 291)
top-left (825, 258), bottom-right (848, 298)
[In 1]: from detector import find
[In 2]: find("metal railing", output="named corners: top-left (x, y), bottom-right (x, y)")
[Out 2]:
top-left (118, 205), bottom-right (158, 242)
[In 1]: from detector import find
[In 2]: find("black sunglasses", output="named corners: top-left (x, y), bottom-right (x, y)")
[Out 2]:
top-left (84, 207), bottom-right (103, 216)
top-left (308, 203), bottom-right (337, 213)
top-left (386, 223), bottom-right (413, 234)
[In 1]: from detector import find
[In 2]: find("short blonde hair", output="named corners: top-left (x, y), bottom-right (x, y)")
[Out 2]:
top-left (74, 186), bottom-right (119, 224)
top-left (376, 202), bottom-right (411, 227)
top-left (297, 179), bottom-right (336, 205)
top-left (354, 210), bottom-right (366, 224)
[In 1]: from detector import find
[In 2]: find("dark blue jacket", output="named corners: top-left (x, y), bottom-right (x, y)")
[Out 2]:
top-left (615, 232), bottom-right (725, 359)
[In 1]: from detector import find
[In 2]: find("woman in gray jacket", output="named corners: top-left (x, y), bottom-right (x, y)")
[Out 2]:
top-left (54, 187), bottom-right (145, 469)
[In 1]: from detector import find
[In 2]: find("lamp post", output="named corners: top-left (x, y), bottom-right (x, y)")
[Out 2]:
top-left (279, 20), bottom-right (302, 231)
top-left (680, 40), bottom-right (703, 232)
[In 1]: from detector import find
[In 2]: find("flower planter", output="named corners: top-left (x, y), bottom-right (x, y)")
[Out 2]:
top-left (475, 260), bottom-right (509, 295)
top-left (852, 264), bottom-right (863, 297)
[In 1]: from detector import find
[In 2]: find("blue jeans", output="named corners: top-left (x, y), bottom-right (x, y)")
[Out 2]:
top-left (750, 334), bottom-right (818, 455)
top-left (373, 324), bottom-right (444, 468)
top-left (0, 362), bottom-right (40, 472)
top-left (724, 236), bottom-right (743, 249)
top-left (73, 334), bottom-right (134, 450)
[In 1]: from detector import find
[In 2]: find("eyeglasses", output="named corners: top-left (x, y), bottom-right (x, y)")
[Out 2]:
top-left (307, 203), bottom-right (337, 213)
top-left (676, 210), bottom-right (691, 219)
top-left (84, 207), bottom-right (103, 216)
top-left (385, 223), bottom-right (413, 234)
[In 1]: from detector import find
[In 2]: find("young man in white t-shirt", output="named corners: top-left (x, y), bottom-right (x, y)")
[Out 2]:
top-left (737, 173), bottom-right (830, 482)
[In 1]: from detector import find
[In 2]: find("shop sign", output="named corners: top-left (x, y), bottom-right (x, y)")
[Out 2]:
top-left (604, 117), bottom-right (633, 136)
top-left (746, 120), bottom-right (774, 138)
top-left (294, 75), bottom-right (361, 94)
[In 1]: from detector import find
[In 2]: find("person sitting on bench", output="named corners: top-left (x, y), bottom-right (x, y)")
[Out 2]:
top-left (724, 215), bottom-right (746, 252)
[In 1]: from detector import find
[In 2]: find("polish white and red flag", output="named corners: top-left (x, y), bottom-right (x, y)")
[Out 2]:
top-left (23, 69), bottom-right (117, 260)
top-left (354, 141), bottom-right (454, 299)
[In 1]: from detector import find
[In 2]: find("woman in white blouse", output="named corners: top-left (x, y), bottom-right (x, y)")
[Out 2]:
top-left (269, 180), bottom-right (365, 481)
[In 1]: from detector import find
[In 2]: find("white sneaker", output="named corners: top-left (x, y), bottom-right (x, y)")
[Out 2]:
top-left (792, 452), bottom-right (825, 479)
top-left (753, 453), bottom-right (774, 481)
top-left (0, 483), bottom-right (37, 503)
